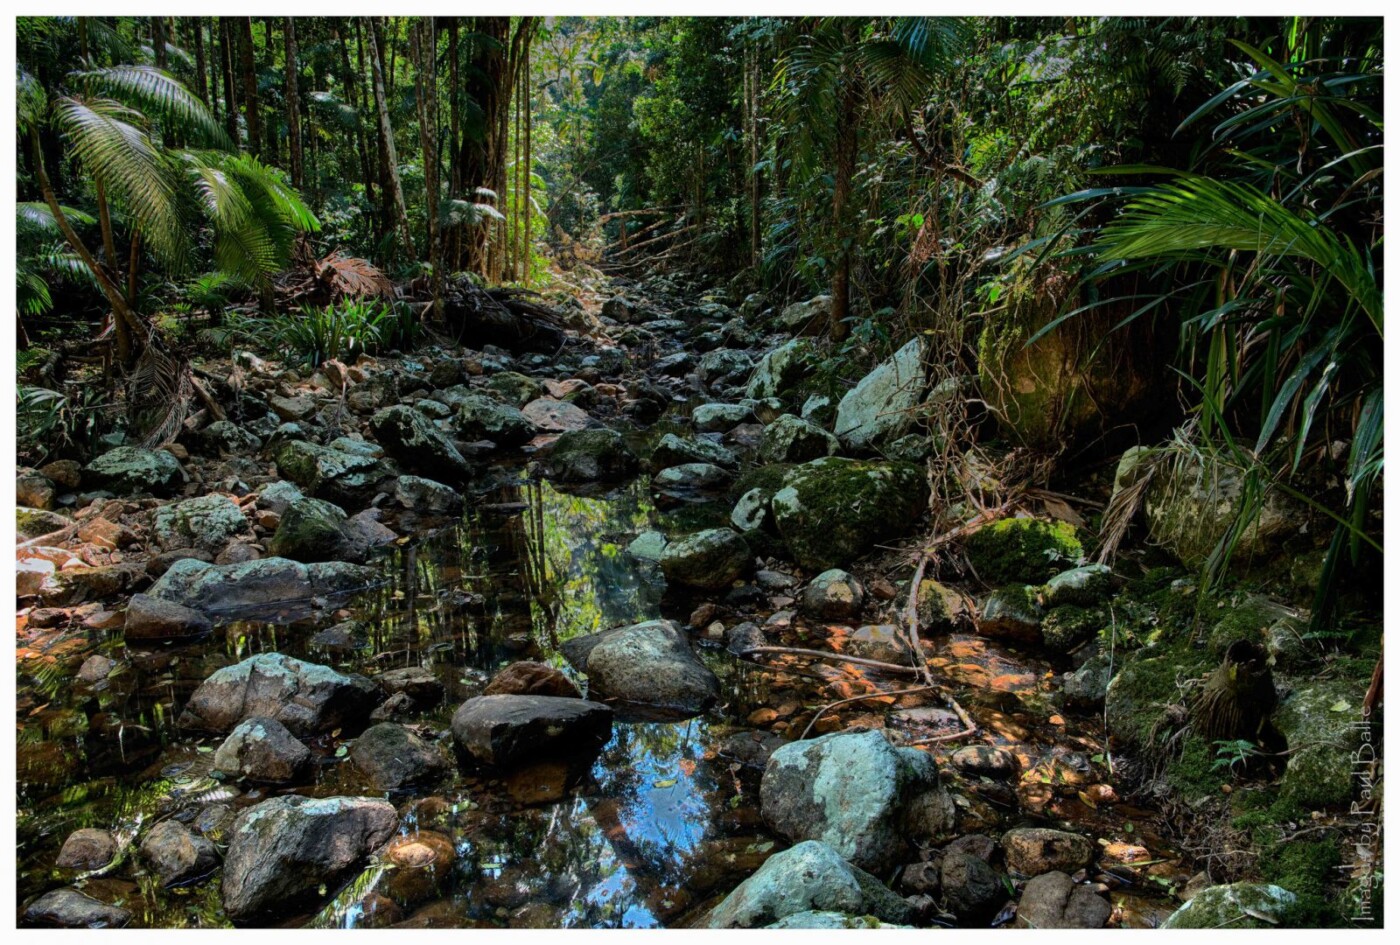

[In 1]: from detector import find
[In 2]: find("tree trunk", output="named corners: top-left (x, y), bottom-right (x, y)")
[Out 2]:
top-left (367, 16), bottom-right (415, 259)
top-left (263, 18), bottom-right (279, 165)
top-left (829, 82), bottom-right (858, 342)
top-left (191, 18), bottom-right (208, 103)
top-left (413, 18), bottom-right (443, 315)
top-left (238, 18), bottom-right (260, 157)
top-left (335, 20), bottom-right (376, 210)
top-left (153, 16), bottom-right (168, 70)
top-left (220, 18), bottom-right (239, 143)
top-left (284, 17), bottom-right (303, 188)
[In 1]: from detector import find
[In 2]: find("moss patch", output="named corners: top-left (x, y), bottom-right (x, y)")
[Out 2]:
top-left (966, 517), bottom-right (1083, 585)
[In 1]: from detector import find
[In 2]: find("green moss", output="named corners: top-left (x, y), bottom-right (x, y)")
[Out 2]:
top-left (770, 458), bottom-right (928, 570)
top-left (1205, 596), bottom-right (1289, 658)
top-left (1041, 605), bottom-right (1107, 652)
top-left (1165, 736), bottom-right (1227, 803)
top-left (1103, 638), bottom-right (1213, 747)
top-left (966, 517), bottom-right (1083, 585)
top-left (1262, 839), bottom-right (1344, 926)
top-left (730, 462), bottom-right (795, 501)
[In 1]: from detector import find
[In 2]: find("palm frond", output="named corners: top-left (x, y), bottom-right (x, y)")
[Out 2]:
top-left (72, 64), bottom-right (229, 148)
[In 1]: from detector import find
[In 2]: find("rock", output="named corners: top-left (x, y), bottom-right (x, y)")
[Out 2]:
top-left (653, 463), bottom-right (731, 493)
top-left (1043, 564), bottom-right (1114, 607)
top-left (730, 487), bottom-right (774, 534)
top-left (1002, 827), bottom-right (1095, 877)
top-left (375, 666), bottom-right (445, 705)
top-left (486, 372), bottom-right (544, 407)
top-left (201, 420), bottom-right (263, 456)
top-left (561, 619), bottom-right (720, 715)
top-left (602, 295), bottom-right (635, 322)
top-left (275, 440), bottom-right (385, 502)
top-left (966, 517), bottom-right (1084, 585)
top-left (917, 579), bottom-right (967, 632)
top-left (82, 447), bottom-right (182, 496)
top-left (369, 406), bottom-right (472, 484)
top-left (351, 722), bottom-right (450, 791)
top-left (760, 728), bottom-right (954, 874)
top-left (951, 744), bottom-right (1019, 779)
top-left (483, 661), bottom-right (580, 698)
top-left (256, 480), bottom-right (306, 514)
top-left (773, 295), bottom-right (831, 335)
top-left (705, 840), bottom-right (913, 929)
top-left (77, 654), bottom-right (117, 684)
top-left (148, 556), bottom-right (378, 618)
top-left (800, 568), bottom-right (865, 621)
top-left (17, 468), bottom-right (55, 509)
top-left (267, 497), bottom-right (367, 563)
top-left (124, 593), bottom-right (213, 641)
top-left (977, 586), bottom-right (1045, 643)
top-left (801, 393), bottom-right (836, 426)
top-left (23, 888), bottom-right (130, 928)
top-left (140, 820), bottom-right (218, 887)
top-left (659, 528), bottom-right (750, 590)
top-left (758, 414), bottom-right (840, 464)
top-left (1273, 675), bottom-right (1370, 808)
top-left (17, 507), bottom-right (70, 541)
top-left (650, 433), bottom-right (737, 471)
top-left (771, 457), bottom-right (928, 570)
top-left (213, 716), bottom-right (314, 783)
top-left (697, 348), bottom-right (754, 388)
top-left (626, 530), bottom-right (667, 561)
top-left (453, 394), bottom-right (535, 446)
top-left (746, 338), bottom-right (818, 400)
top-left (55, 827), bottom-right (117, 870)
top-left (40, 459), bottom-right (82, 489)
top-left (1162, 882), bottom-right (1297, 929)
top-left (834, 337), bottom-right (927, 452)
top-left (539, 429), bottom-right (639, 482)
top-left (948, 833), bottom-right (998, 863)
top-left (269, 394), bottom-right (316, 421)
top-left (450, 694), bottom-right (612, 768)
top-left (1062, 652), bottom-right (1113, 708)
top-left (692, 402), bottom-right (751, 432)
top-left (845, 624), bottom-right (911, 664)
top-left (1015, 871), bottom-right (1111, 929)
top-left (179, 652), bottom-right (379, 735)
top-left (221, 795), bottom-right (398, 923)
top-left (77, 516), bottom-right (137, 550)
top-left (393, 476), bottom-right (463, 513)
top-left (941, 850), bottom-right (1005, 920)
top-left (1040, 605), bottom-right (1105, 653)
top-left (521, 397), bottom-right (593, 433)
top-left (725, 621), bottom-right (768, 656)
top-left (1137, 449), bottom-right (1302, 569)
top-left (766, 912), bottom-right (910, 929)
top-left (144, 547), bottom-right (213, 578)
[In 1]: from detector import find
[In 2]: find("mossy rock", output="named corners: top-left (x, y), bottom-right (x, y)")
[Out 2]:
top-left (770, 458), bottom-right (927, 571)
top-left (1162, 883), bottom-right (1297, 929)
top-left (965, 517), bottom-right (1083, 585)
top-left (916, 579), bottom-right (966, 633)
top-left (1040, 605), bottom-right (1107, 653)
top-left (1273, 675), bottom-right (1370, 810)
top-left (1103, 643), bottom-right (1212, 748)
top-left (1205, 595), bottom-right (1294, 659)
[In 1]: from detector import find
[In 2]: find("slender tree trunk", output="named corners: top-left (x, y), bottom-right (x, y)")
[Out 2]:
top-left (336, 20), bottom-right (376, 209)
top-left (32, 128), bottom-right (141, 364)
top-left (238, 18), bottom-right (260, 158)
top-left (413, 18), bottom-right (442, 315)
top-left (747, 47), bottom-right (762, 270)
top-left (521, 40), bottom-right (533, 285)
top-left (77, 18), bottom-right (90, 63)
top-left (153, 16), bottom-right (168, 70)
top-left (220, 19), bottom-right (239, 143)
top-left (829, 83), bottom-right (857, 341)
top-left (263, 18), bottom-right (279, 165)
top-left (367, 16), bottom-right (415, 259)
top-left (191, 17), bottom-right (208, 103)
top-left (284, 17), bottom-right (303, 188)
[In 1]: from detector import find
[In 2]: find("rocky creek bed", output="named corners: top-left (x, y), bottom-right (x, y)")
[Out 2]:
top-left (16, 272), bottom-right (1378, 929)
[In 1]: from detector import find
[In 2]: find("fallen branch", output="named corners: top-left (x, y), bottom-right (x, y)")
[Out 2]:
top-left (799, 684), bottom-right (942, 740)
top-left (743, 645), bottom-right (920, 676)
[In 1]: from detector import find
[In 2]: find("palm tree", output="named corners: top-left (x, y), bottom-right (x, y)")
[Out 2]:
top-left (17, 61), bottom-right (318, 364)
top-left (773, 16), bottom-right (969, 339)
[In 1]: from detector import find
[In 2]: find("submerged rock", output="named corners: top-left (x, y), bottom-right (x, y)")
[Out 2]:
top-left (55, 827), bottom-right (117, 870)
top-left (370, 405), bottom-right (472, 484)
top-left (659, 528), bottom-right (750, 590)
top-left (450, 694), bottom-right (612, 768)
top-left (1002, 827), bottom-right (1095, 877)
top-left (221, 795), bottom-right (398, 923)
top-left (538, 428), bottom-right (639, 482)
top-left (82, 446), bottom-right (182, 496)
top-left (212, 716), bottom-right (314, 783)
top-left (1162, 882), bottom-right (1297, 929)
top-left (760, 728), bottom-right (954, 874)
top-left (179, 652), bottom-right (379, 736)
top-left (705, 839), bottom-right (913, 929)
top-left (770, 457), bottom-right (928, 570)
top-left (124, 593), bottom-right (213, 641)
top-left (834, 337), bottom-right (927, 452)
top-left (23, 888), bottom-right (131, 928)
top-left (140, 820), bottom-right (218, 887)
top-left (562, 619), bottom-right (720, 715)
top-left (351, 722), bottom-right (450, 791)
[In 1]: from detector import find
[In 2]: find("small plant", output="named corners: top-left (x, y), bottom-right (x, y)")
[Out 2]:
top-left (16, 384), bottom-right (105, 462)
top-left (1211, 738), bottom-right (1260, 776)
top-left (229, 300), bottom-right (417, 369)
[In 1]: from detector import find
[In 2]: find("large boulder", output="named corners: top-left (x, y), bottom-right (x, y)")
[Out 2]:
top-left (659, 528), bottom-right (750, 590)
top-left (369, 405), bottom-right (471, 484)
top-left (650, 433), bottom-right (737, 471)
top-left (772, 296), bottom-right (831, 336)
top-left (213, 716), bottom-right (314, 783)
top-left (1273, 675), bottom-right (1370, 809)
top-left (760, 729), bottom-right (955, 874)
top-left (147, 556), bottom-right (377, 619)
top-left (179, 652), bottom-right (379, 736)
top-left (1162, 883), bottom-right (1298, 929)
top-left (759, 414), bottom-right (840, 464)
top-left (82, 447), bottom-right (182, 496)
top-left (747, 338), bottom-right (818, 400)
top-left (834, 337), bottom-right (927, 452)
top-left (771, 458), bottom-right (928, 570)
top-left (152, 494), bottom-right (247, 553)
top-left (55, 828), bottom-right (117, 870)
top-left (267, 497), bottom-right (368, 563)
top-left (1015, 871), bottom-right (1112, 929)
top-left (274, 440), bottom-right (385, 502)
top-left (538, 429), bottom-right (639, 483)
top-left (221, 795), bottom-right (398, 923)
top-left (124, 593), bottom-right (213, 641)
top-left (561, 619), bottom-right (720, 715)
top-left (965, 517), bottom-right (1084, 585)
top-left (522, 397), bottom-right (594, 433)
top-left (450, 694), bottom-right (612, 768)
top-left (705, 840), bottom-right (913, 929)
top-left (1002, 827), bottom-right (1095, 877)
top-left (454, 393), bottom-right (535, 446)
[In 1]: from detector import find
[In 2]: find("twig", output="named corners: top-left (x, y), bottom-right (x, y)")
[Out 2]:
top-left (799, 684), bottom-right (942, 740)
top-left (743, 645), bottom-right (920, 676)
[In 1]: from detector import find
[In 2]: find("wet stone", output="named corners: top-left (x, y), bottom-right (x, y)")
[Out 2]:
top-left (23, 888), bottom-right (131, 928)
top-left (55, 827), bottom-right (117, 871)
top-left (140, 819), bottom-right (219, 887)
top-left (450, 694), bottom-right (613, 768)
top-left (1015, 871), bottom-right (1112, 929)
top-left (350, 722), bottom-right (450, 791)
top-left (483, 661), bottom-right (581, 698)
top-left (1002, 827), bottom-right (1095, 877)
top-left (212, 716), bottom-right (314, 783)
top-left (179, 652), bottom-right (379, 736)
